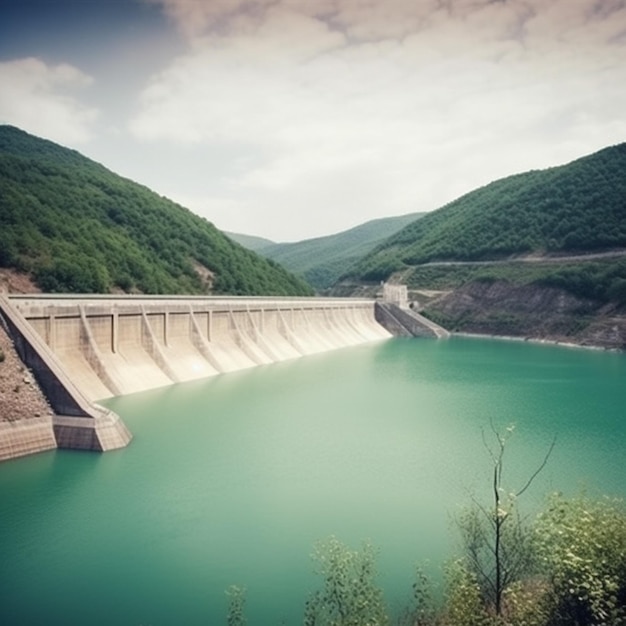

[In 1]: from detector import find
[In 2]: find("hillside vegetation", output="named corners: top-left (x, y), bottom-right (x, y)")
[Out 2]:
top-left (230, 212), bottom-right (424, 290)
top-left (224, 232), bottom-right (275, 252)
top-left (347, 143), bottom-right (626, 283)
top-left (331, 143), bottom-right (626, 348)
top-left (0, 126), bottom-right (313, 296)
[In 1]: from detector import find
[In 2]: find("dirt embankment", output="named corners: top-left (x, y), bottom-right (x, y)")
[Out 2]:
top-left (0, 268), bottom-right (39, 295)
top-left (0, 324), bottom-right (53, 423)
top-left (423, 280), bottom-right (626, 350)
top-left (0, 268), bottom-right (53, 424)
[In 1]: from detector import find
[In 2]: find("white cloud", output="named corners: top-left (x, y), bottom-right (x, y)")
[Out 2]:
top-left (130, 0), bottom-right (626, 240)
top-left (0, 58), bottom-right (98, 144)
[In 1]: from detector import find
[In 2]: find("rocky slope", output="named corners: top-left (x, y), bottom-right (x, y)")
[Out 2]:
top-left (0, 321), bottom-right (57, 462)
top-left (0, 325), bottom-right (52, 422)
top-left (423, 280), bottom-right (626, 350)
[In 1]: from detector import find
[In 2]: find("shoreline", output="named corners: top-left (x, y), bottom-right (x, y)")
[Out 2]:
top-left (452, 331), bottom-right (621, 352)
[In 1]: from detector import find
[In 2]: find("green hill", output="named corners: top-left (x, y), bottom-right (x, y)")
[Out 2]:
top-left (225, 232), bottom-right (276, 252)
top-left (348, 143), bottom-right (626, 283)
top-left (231, 212), bottom-right (424, 291)
top-left (333, 142), bottom-right (626, 348)
top-left (0, 126), bottom-right (313, 296)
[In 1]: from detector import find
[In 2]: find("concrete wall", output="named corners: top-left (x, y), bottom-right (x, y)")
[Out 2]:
top-left (8, 296), bottom-right (391, 403)
top-left (0, 295), bottom-right (389, 459)
top-left (0, 295), bottom-right (132, 456)
top-left (375, 302), bottom-right (450, 339)
top-left (0, 418), bottom-right (56, 462)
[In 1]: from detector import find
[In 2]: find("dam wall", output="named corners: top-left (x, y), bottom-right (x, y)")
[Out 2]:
top-left (0, 295), bottom-right (391, 458)
top-left (7, 295), bottom-right (390, 402)
top-left (0, 294), bottom-right (132, 458)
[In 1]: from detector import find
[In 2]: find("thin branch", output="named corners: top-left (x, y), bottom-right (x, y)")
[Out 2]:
top-left (515, 435), bottom-right (557, 497)
top-left (493, 463), bottom-right (500, 508)
top-left (481, 426), bottom-right (498, 465)
top-left (469, 494), bottom-right (498, 528)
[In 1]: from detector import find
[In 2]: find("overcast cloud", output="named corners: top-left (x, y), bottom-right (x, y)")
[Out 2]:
top-left (0, 57), bottom-right (98, 144)
top-left (1, 0), bottom-right (625, 240)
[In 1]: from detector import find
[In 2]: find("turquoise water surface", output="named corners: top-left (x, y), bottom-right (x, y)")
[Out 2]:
top-left (1, 336), bottom-right (625, 624)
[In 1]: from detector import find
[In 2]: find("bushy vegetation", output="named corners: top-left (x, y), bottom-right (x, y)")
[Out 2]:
top-left (0, 125), bottom-right (313, 296)
top-left (405, 258), bottom-right (626, 306)
top-left (304, 537), bottom-right (389, 626)
top-left (345, 142), bottom-right (626, 286)
top-left (225, 585), bottom-right (247, 626)
top-left (225, 429), bottom-right (626, 625)
top-left (535, 494), bottom-right (626, 625)
top-left (226, 493), bottom-right (626, 625)
top-left (537, 258), bottom-right (626, 305)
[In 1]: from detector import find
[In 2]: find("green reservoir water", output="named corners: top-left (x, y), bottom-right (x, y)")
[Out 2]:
top-left (1, 336), bottom-right (625, 625)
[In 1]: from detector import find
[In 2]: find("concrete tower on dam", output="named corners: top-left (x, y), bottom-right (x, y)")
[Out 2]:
top-left (0, 295), bottom-right (392, 460)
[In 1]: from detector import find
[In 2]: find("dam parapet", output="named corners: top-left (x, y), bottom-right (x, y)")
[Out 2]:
top-left (0, 295), bottom-right (390, 458)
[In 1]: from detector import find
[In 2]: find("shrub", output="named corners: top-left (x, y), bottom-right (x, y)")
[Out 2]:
top-left (535, 494), bottom-right (626, 625)
top-left (225, 586), bottom-right (247, 626)
top-left (304, 536), bottom-right (389, 626)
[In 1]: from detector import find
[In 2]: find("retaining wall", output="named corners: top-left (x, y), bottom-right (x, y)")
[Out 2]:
top-left (375, 302), bottom-right (450, 339)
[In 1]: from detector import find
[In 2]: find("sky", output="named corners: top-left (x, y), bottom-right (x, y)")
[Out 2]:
top-left (1, 0), bottom-right (625, 242)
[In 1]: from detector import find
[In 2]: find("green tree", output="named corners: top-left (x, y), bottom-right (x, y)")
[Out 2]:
top-left (397, 565), bottom-right (439, 626)
top-left (304, 536), bottom-right (389, 626)
top-left (225, 585), bottom-right (247, 626)
top-left (457, 424), bottom-right (556, 617)
top-left (442, 559), bottom-right (491, 626)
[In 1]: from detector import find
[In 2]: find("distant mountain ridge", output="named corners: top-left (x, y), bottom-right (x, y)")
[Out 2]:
top-left (229, 212), bottom-right (425, 290)
top-left (332, 141), bottom-right (626, 349)
top-left (0, 126), bottom-right (312, 296)
top-left (347, 142), bottom-right (626, 282)
top-left (224, 232), bottom-right (275, 252)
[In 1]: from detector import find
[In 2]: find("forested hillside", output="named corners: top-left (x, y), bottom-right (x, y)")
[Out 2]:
top-left (0, 126), bottom-right (312, 296)
top-left (230, 212), bottom-right (424, 290)
top-left (348, 142), bottom-right (626, 282)
top-left (224, 232), bottom-right (275, 252)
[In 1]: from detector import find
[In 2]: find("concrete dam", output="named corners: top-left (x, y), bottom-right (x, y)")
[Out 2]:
top-left (0, 295), bottom-right (392, 459)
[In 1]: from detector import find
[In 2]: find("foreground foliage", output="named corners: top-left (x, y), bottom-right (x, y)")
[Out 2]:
top-left (536, 494), bottom-right (626, 626)
top-left (0, 125), bottom-right (313, 296)
top-left (304, 537), bottom-right (390, 626)
top-left (226, 496), bottom-right (626, 625)
top-left (456, 425), bottom-right (555, 618)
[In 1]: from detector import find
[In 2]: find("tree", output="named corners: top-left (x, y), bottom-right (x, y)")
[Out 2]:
top-left (442, 559), bottom-right (491, 626)
top-left (225, 585), bottom-right (247, 626)
top-left (457, 423), bottom-right (556, 617)
top-left (304, 536), bottom-right (389, 626)
top-left (396, 565), bottom-right (439, 626)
